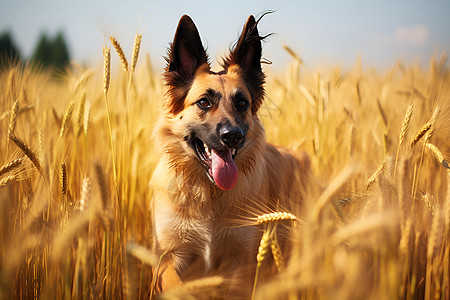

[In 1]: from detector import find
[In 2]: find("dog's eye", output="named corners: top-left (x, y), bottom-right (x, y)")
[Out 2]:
top-left (197, 98), bottom-right (211, 109)
top-left (235, 98), bottom-right (249, 111)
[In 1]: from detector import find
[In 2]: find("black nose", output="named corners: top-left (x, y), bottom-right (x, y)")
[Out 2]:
top-left (220, 126), bottom-right (244, 148)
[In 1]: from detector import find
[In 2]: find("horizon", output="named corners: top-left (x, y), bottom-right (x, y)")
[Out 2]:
top-left (1, 0), bottom-right (450, 72)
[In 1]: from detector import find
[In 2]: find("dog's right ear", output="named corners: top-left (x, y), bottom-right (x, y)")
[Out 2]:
top-left (164, 15), bottom-right (209, 115)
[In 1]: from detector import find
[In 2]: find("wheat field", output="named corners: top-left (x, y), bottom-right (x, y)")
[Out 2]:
top-left (0, 36), bottom-right (449, 299)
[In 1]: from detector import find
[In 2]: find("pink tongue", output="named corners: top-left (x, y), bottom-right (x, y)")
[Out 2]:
top-left (211, 149), bottom-right (238, 190)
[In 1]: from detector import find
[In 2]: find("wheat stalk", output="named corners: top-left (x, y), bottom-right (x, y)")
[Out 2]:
top-left (367, 160), bottom-right (385, 189)
top-left (73, 69), bottom-right (92, 92)
top-left (131, 34), bottom-right (142, 73)
top-left (398, 159), bottom-right (411, 224)
top-left (84, 100), bottom-right (90, 136)
top-left (95, 162), bottom-right (108, 210)
top-left (256, 212), bottom-right (297, 224)
top-left (283, 45), bottom-right (303, 64)
top-left (0, 158), bottom-right (23, 177)
top-left (394, 104), bottom-right (414, 176)
top-left (425, 107), bottom-right (441, 143)
top-left (60, 100), bottom-right (75, 138)
top-left (9, 135), bottom-right (41, 171)
top-left (427, 208), bottom-right (443, 261)
top-left (76, 90), bottom-right (86, 137)
top-left (399, 104), bottom-right (414, 147)
top-left (8, 99), bottom-right (19, 137)
top-left (110, 36), bottom-right (128, 72)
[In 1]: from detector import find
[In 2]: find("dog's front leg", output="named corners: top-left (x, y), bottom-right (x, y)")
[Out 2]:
top-left (154, 254), bottom-right (182, 293)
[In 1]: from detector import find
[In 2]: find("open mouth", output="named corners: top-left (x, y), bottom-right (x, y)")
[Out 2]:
top-left (193, 137), bottom-right (238, 190)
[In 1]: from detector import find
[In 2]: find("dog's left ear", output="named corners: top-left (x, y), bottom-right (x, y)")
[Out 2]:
top-left (224, 15), bottom-right (265, 114)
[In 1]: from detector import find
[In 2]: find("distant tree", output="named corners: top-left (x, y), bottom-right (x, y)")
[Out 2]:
top-left (0, 31), bottom-right (21, 69)
top-left (32, 30), bottom-right (70, 71)
top-left (50, 31), bottom-right (70, 70)
top-left (32, 33), bottom-right (51, 67)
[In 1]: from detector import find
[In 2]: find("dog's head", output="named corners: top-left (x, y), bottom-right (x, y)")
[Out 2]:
top-left (160, 15), bottom-right (267, 191)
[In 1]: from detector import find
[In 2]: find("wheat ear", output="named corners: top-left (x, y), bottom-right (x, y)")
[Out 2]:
top-left (252, 228), bottom-right (271, 300)
top-left (61, 162), bottom-right (67, 199)
top-left (9, 135), bottom-right (41, 171)
top-left (399, 104), bottom-right (414, 147)
top-left (0, 174), bottom-right (20, 186)
top-left (79, 177), bottom-right (91, 211)
top-left (76, 90), bottom-right (86, 137)
top-left (0, 158), bottom-right (23, 177)
top-left (427, 208), bottom-right (443, 261)
top-left (103, 46), bottom-right (111, 95)
top-left (256, 212), bottom-right (297, 224)
top-left (367, 160), bottom-right (385, 189)
top-left (84, 101), bottom-right (90, 136)
top-left (425, 143), bottom-right (449, 169)
top-left (131, 34), bottom-right (142, 73)
top-left (110, 36), bottom-right (128, 72)
top-left (410, 122), bottom-right (432, 148)
top-left (270, 232), bottom-right (285, 272)
top-left (394, 104), bottom-right (414, 176)
top-left (60, 101), bottom-right (75, 138)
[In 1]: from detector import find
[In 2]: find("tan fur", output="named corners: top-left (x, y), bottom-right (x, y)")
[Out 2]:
top-left (151, 15), bottom-right (311, 298)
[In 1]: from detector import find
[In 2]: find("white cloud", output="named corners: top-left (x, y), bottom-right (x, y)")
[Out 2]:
top-left (393, 24), bottom-right (429, 45)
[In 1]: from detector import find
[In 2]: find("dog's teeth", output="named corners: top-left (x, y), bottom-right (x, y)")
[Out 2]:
top-left (232, 149), bottom-right (236, 155)
top-left (205, 146), bottom-right (211, 157)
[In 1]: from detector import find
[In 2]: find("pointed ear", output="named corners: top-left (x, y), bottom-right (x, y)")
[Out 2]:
top-left (164, 15), bottom-right (209, 114)
top-left (224, 15), bottom-right (265, 114)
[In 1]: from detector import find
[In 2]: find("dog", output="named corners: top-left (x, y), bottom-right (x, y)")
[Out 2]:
top-left (151, 14), bottom-right (311, 297)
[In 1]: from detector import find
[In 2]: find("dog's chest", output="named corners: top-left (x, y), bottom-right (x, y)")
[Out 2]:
top-left (155, 198), bottom-right (257, 273)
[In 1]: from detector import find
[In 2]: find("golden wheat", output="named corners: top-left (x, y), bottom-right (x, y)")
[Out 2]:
top-left (1, 41), bottom-right (449, 300)
top-left (422, 194), bottom-right (435, 216)
top-left (79, 177), bottom-right (91, 211)
top-left (410, 122), bottom-right (432, 148)
top-left (399, 104), bottom-right (414, 147)
top-left (367, 159), bottom-right (385, 189)
top-left (94, 162), bottom-right (108, 210)
top-left (110, 36), bottom-right (128, 72)
top-left (270, 233), bottom-right (285, 272)
top-left (8, 99), bottom-right (19, 138)
top-left (103, 46), bottom-right (111, 95)
top-left (0, 174), bottom-right (20, 186)
top-left (0, 158), bottom-right (23, 177)
top-left (427, 208), bottom-right (443, 261)
top-left (126, 242), bottom-right (158, 266)
top-left (76, 90), bottom-right (86, 137)
top-left (131, 34), bottom-right (142, 73)
top-left (61, 162), bottom-right (67, 198)
top-left (60, 100), bottom-right (75, 138)
top-left (425, 143), bottom-right (449, 169)
top-left (256, 212), bottom-right (297, 224)
top-left (9, 135), bottom-right (41, 171)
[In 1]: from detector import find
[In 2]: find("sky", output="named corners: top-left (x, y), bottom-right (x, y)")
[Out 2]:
top-left (1, 0), bottom-right (450, 71)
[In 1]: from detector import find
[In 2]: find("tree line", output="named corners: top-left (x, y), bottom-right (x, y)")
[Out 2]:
top-left (0, 30), bottom-right (70, 71)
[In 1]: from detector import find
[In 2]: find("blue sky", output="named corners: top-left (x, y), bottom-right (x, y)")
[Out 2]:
top-left (1, 0), bottom-right (449, 71)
